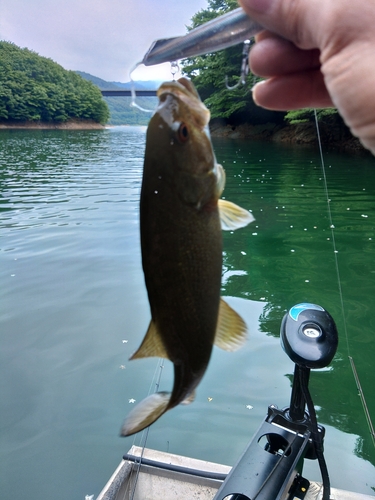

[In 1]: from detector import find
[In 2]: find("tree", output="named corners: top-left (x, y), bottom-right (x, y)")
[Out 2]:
top-left (284, 108), bottom-right (338, 125)
top-left (182, 0), bottom-right (263, 123)
top-left (0, 41), bottom-right (109, 124)
top-left (183, 1), bottom-right (338, 127)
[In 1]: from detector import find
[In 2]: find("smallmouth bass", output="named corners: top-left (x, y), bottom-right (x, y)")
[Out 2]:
top-left (121, 77), bottom-right (254, 436)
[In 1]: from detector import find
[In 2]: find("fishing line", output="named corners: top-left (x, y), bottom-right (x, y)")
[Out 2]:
top-left (314, 109), bottom-right (375, 448)
top-left (349, 356), bottom-right (375, 447)
top-left (128, 357), bottom-right (166, 500)
top-left (129, 60), bottom-right (180, 114)
top-left (129, 62), bottom-right (155, 113)
top-left (118, 358), bottom-right (165, 500)
top-left (314, 110), bottom-right (348, 350)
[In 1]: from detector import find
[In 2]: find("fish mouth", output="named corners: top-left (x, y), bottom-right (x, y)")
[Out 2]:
top-left (156, 77), bottom-right (210, 130)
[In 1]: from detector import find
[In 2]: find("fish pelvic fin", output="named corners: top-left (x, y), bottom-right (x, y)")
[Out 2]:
top-left (130, 320), bottom-right (169, 360)
top-left (120, 392), bottom-right (170, 437)
top-left (218, 199), bottom-right (255, 230)
top-left (181, 389), bottom-right (196, 406)
top-left (214, 298), bottom-right (248, 352)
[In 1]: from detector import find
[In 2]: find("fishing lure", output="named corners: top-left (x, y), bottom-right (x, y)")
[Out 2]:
top-left (130, 8), bottom-right (263, 110)
top-left (141, 8), bottom-right (262, 66)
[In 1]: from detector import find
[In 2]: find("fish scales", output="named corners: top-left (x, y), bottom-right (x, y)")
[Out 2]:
top-left (141, 116), bottom-right (222, 366)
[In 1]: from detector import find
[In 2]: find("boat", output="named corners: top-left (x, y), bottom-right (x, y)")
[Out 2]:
top-left (96, 445), bottom-right (230, 500)
top-left (97, 445), bottom-right (374, 500)
top-left (96, 304), bottom-right (375, 500)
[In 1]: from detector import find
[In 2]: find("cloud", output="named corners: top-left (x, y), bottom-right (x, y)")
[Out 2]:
top-left (0, 0), bottom-right (208, 81)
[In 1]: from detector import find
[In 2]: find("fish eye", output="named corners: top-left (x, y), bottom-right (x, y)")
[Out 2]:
top-left (177, 123), bottom-right (189, 142)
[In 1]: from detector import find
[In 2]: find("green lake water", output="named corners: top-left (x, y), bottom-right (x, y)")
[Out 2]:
top-left (1, 126), bottom-right (374, 499)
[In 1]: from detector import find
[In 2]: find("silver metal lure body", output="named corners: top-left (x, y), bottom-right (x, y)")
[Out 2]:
top-left (141, 7), bottom-right (263, 66)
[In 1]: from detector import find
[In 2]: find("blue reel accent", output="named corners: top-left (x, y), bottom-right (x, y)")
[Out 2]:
top-left (289, 303), bottom-right (324, 322)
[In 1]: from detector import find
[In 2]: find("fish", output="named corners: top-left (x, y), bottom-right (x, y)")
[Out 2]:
top-left (120, 77), bottom-right (254, 437)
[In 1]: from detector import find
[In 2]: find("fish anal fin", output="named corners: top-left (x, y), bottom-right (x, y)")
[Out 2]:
top-left (120, 392), bottom-right (170, 436)
top-left (215, 298), bottom-right (248, 352)
top-left (218, 199), bottom-right (255, 230)
top-left (130, 320), bottom-right (169, 360)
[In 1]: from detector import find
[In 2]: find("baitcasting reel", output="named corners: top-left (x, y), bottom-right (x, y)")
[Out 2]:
top-left (214, 303), bottom-right (339, 500)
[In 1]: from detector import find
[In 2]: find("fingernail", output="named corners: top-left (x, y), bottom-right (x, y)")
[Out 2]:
top-left (251, 80), bottom-right (264, 92)
top-left (251, 81), bottom-right (265, 105)
top-left (239, 0), bottom-right (273, 14)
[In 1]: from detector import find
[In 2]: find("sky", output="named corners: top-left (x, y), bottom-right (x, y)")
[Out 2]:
top-left (0, 0), bottom-right (209, 82)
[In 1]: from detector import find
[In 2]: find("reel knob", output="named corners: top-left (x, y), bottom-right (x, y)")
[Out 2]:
top-left (280, 303), bottom-right (338, 369)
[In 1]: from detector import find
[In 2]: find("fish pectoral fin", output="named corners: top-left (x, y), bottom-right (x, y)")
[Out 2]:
top-left (130, 320), bottom-right (169, 360)
top-left (215, 164), bottom-right (226, 198)
top-left (218, 199), bottom-right (255, 230)
top-left (120, 392), bottom-right (170, 437)
top-left (214, 298), bottom-right (248, 352)
top-left (181, 390), bottom-right (196, 406)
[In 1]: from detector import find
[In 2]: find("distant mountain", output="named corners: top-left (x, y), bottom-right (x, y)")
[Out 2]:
top-left (76, 71), bottom-right (120, 90)
top-left (110, 80), bottom-right (163, 90)
top-left (75, 71), bottom-right (162, 91)
top-left (76, 71), bottom-right (159, 125)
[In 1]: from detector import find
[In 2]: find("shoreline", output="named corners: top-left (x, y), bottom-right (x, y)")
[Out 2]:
top-left (0, 119), bottom-right (105, 130)
top-left (0, 119), bottom-right (367, 153)
top-left (210, 121), bottom-right (366, 153)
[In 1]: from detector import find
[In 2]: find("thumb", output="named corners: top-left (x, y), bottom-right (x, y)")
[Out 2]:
top-left (239, 0), bottom-right (375, 155)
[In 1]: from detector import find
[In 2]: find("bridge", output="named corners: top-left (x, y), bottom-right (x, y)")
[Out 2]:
top-left (100, 90), bottom-right (157, 97)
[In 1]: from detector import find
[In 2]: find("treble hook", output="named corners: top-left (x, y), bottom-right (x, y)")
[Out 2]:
top-left (225, 39), bottom-right (253, 90)
top-left (170, 61), bottom-right (180, 80)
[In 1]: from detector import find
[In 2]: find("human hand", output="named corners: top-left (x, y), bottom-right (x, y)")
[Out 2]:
top-left (238, 0), bottom-right (375, 154)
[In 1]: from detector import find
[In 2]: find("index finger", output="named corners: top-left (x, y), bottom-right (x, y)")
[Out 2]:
top-left (250, 31), bottom-right (321, 77)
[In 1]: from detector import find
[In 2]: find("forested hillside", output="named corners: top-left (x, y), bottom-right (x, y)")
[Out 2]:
top-left (0, 41), bottom-right (109, 124)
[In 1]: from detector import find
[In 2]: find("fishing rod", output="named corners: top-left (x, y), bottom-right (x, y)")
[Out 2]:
top-left (128, 358), bottom-right (166, 500)
top-left (214, 303), bottom-right (338, 500)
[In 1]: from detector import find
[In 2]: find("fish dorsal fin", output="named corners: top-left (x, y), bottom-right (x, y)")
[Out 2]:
top-left (218, 199), bottom-right (255, 231)
top-left (181, 390), bottom-right (196, 406)
top-left (130, 320), bottom-right (169, 360)
top-left (215, 298), bottom-right (248, 352)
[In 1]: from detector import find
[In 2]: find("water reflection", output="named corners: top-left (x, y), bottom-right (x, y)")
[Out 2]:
top-left (216, 138), bottom-right (375, 479)
top-left (1, 128), bottom-right (374, 498)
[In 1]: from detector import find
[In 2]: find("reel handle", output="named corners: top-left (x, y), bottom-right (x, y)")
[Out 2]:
top-left (281, 303), bottom-right (338, 369)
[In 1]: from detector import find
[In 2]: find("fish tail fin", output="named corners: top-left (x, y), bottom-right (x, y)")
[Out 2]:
top-left (120, 392), bottom-right (170, 437)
